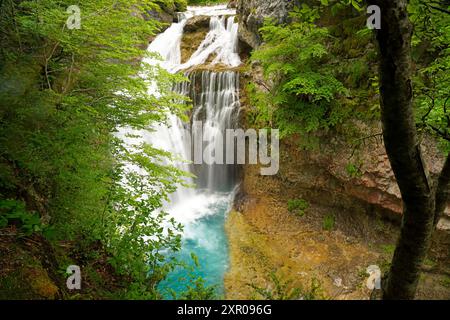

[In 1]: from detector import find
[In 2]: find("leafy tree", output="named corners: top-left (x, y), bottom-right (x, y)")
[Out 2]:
top-left (248, 5), bottom-right (348, 141)
top-left (369, 0), bottom-right (450, 299)
top-left (0, 0), bottom-right (190, 298)
top-left (410, 0), bottom-right (450, 153)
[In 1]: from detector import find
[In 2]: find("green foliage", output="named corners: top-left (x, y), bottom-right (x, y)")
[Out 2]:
top-left (175, 277), bottom-right (219, 300)
top-left (247, 1), bottom-right (381, 152)
top-left (175, 0), bottom-right (188, 12)
top-left (381, 244), bottom-right (396, 256)
top-left (158, 0), bottom-right (188, 12)
top-left (287, 199), bottom-right (309, 217)
top-left (409, 0), bottom-right (450, 152)
top-left (166, 254), bottom-right (219, 300)
top-left (377, 243), bottom-right (396, 276)
top-left (249, 273), bottom-right (324, 300)
top-left (322, 214), bottom-right (335, 231)
top-left (441, 276), bottom-right (450, 288)
top-left (0, 199), bottom-right (45, 236)
top-left (0, 0), bottom-right (192, 298)
top-left (340, 0), bottom-right (363, 11)
top-left (423, 258), bottom-right (437, 269)
top-left (346, 60), bottom-right (370, 88)
top-left (345, 162), bottom-right (362, 178)
top-left (249, 5), bottom-right (348, 140)
top-left (187, 0), bottom-right (224, 5)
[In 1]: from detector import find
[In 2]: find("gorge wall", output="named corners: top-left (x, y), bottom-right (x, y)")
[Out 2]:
top-left (233, 0), bottom-right (450, 231)
top-left (224, 0), bottom-right (450, 300)
top-left (235, 0), bottom-right (300, 49)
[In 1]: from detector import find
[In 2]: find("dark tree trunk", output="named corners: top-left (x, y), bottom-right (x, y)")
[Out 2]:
top-left (370, 0), bottom-right (450, 299)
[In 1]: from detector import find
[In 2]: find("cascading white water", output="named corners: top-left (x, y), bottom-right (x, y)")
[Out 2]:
top-left (141, 5), bottom-right (242, 295)
top-left (174, 15), bottom-right (241, 72)
top-left (192, 71), bottom-right (241, 191)
top-left (144, 5), bottom-right (241, 217)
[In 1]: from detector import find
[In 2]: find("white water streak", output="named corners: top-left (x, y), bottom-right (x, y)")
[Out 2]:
top-left (123, 5), bottom-right (241, 226)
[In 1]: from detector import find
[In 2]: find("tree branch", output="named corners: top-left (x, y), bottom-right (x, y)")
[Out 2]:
top-left (428, 124), bottom-right (450, 141)
top-left (420, 0), bottom-right (450, 15)
top-left (429, 4), bottom-right (450, 15)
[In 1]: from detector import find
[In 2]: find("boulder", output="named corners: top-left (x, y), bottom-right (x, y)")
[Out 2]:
top-left (184, 15), bottom-right (211, 33)
top-left (236, 0), bottom-right (300, 49)
top-left (228, 0), bottom-right (237, 9)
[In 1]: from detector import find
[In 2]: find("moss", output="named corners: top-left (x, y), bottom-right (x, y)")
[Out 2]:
top-left (0, 230), bottom-right (131, 300)
top-left (175, 0), bottom-right (188, 12)
top-left (287, 199), bottom-right (309, 217)
top-left (380, 244), bottom-right (396, 256)
top-left (441, 276), bottom-right (450, 288)
top-left (0, 242), bottom-right (58, 299)
top-left (156, 0), bottom-right (188, 14)
top-left (25, 267), bottom-right (59, 299)
top-left (322, 215), bottom-right (335, 231)
top-left (0, 269), bottom-right (39, 300)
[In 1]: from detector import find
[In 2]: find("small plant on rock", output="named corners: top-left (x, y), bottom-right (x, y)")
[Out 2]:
top-left (322, 214), bottom-right (335, 231)
top-left (287, 199), bottom-right (309, 217)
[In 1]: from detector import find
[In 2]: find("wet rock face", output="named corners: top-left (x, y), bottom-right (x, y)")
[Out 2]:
top-left (181, 16), bottom-right (210, 63)
top-left (184, 15), bottom-right (210, 33)
top-left (237, 118), bottom-right (450, 228)
top-left (239, 63), bottom-right (450, 227)
top-left (236, 0), bottom-right (300, 49)
top-left (228, 0), bottom-right (237, 9)
top-left (144, 7), bottom-right (174, 25)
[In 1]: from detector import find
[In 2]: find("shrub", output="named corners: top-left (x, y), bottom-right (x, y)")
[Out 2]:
top-left (322, 214), bottom-right (335, 231)
top-left (249, 5), bottom-right (348, 140)
top-left (345, 162), bottom-right (362, 178)
top-left (249, 273), bottom-right (325, 300)
top-left (287, 199), bottom-right (309, 217)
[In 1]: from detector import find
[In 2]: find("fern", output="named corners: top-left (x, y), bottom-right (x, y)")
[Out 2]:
top-left (249, 5), bottom-right (348, 140)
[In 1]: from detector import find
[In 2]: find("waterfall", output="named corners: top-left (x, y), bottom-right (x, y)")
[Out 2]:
top-left (192, 71), bottom-right (240, 191)
top-left (145, 5), bottom-right (241, 219)
top-left (175, 16), bottom-right (241, 72)
top-left (143, 5), bottom-right (242, 295)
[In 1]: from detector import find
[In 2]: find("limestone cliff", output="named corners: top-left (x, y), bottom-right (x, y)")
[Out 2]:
top-left (226, 0), bottom-right (450, 300)
top-left (236, 0), bottom-right (300, 49)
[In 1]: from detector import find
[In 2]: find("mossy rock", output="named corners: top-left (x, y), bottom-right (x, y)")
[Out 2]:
top-left (25, 267), bottom-right (59, 299)
top-left (0, 243), bottom-right (59, 300)
top-left (181, 29), bottom-right (209, 63)
top-left (184, 15), bottom-right (210, 33)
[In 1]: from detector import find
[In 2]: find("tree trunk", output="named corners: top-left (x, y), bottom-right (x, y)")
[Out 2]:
top-left (371, 0), bottom-right (436, 299)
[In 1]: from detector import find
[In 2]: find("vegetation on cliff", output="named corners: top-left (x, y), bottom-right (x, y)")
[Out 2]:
top-left (245, 0), bottom-right (450, 300)
top-left (0, 0), bottom-right (206, 299)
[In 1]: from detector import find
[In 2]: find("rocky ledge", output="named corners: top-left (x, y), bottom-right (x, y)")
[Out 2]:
top-left (236, 0), bottom-right (300, 49)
